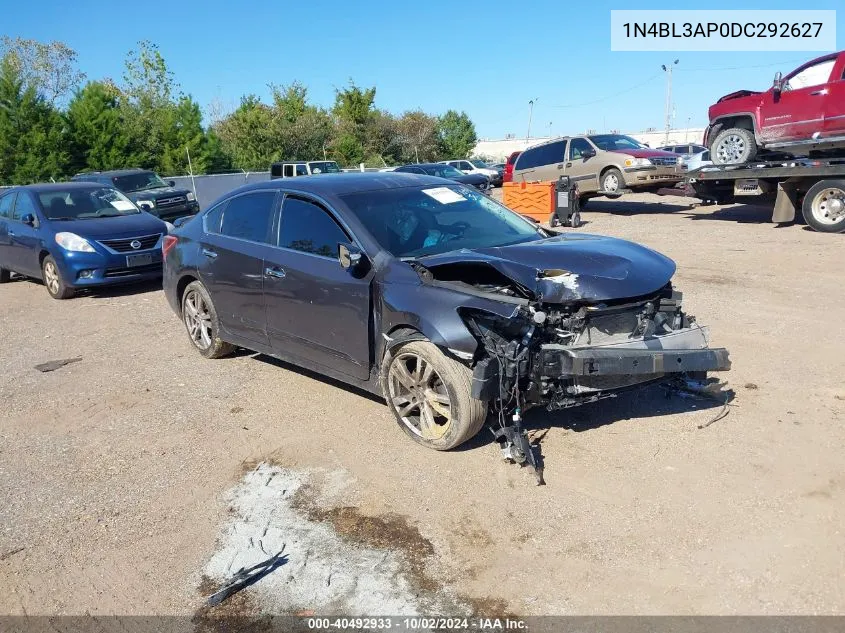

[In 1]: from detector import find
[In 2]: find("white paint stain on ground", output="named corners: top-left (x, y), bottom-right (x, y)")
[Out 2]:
top-left (204, 463), bottom-right (465, 615)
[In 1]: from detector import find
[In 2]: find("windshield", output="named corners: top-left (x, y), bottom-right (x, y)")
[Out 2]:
top-left (340, 184), bottom-right (542, 258)
top-left (39, 187), bottom-right (140, 219)
top-left (308, 161), bottom-right (341, 174)
top-left (422, 165), bottom-right (465, 178)
top-left (112, 172), bottom-right (168, 193)
top-left (469, 159), bottom-right (489, 168)
top-left (588, 134), bottom-right (645, 151)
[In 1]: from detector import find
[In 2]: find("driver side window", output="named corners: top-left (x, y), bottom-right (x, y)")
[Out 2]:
top-left (279, 196), bottom-right (349, 258)
top-left (786, 59), bottom-right (836, 90)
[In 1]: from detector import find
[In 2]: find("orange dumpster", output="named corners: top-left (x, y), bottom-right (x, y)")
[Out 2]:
top-left (502, 181), bottom-right (555, 222)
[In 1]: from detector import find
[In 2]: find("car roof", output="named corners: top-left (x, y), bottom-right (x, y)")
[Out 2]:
top-left (233, 172), bottom-right (450, 197)
top-left (74, 169), bottom-right (152, 178)
top-left (401, 163), bottom-right (448, 169)
top-left (9, 181), bottom-right (111, 193)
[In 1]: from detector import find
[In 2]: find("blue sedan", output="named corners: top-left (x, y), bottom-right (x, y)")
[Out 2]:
top-left (0, 182), bottom-right (168, 299)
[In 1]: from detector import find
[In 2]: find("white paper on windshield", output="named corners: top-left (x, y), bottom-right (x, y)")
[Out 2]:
top-left (110, 200), bottom-right (135, 211)
top-left (422, 187), bottom-right (466, 204)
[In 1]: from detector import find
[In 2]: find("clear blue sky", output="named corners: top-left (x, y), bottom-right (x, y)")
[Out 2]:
top-left (3, 0), bottom-right (842, 138)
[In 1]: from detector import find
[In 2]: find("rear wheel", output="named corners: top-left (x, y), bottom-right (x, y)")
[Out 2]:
top-left (181, 281), bottom-right (235, 358)
top-left (802, 180), bottom-right (845, 233)
top-left (382, 339), bottom-right (487, 450)
top-left (710, 127), bottom-right (757, 165)
top-left (42, 256), bottom-right (74, 299)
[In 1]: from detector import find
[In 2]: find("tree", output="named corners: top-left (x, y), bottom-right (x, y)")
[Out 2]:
top-left (332, 81), bottom-right (376, 128)
top-left (397, 110), bottom-right (440, 163)
top-left (0, 36), bottom-right (85, 104)
top-left (215, 95), bottom-right (276, 171)
top-left (0, 58), bottom-right (68, 184)
top-left (66, 81), bottom-right (134, 173)
top-left (438, 110), bottom-right (477, 159)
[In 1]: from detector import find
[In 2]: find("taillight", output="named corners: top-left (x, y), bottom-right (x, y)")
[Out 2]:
top-left (162, 235), bottom-right (178, 259)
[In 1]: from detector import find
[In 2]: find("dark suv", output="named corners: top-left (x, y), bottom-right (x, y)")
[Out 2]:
top-left (72, 169), bottom-right (200, 222)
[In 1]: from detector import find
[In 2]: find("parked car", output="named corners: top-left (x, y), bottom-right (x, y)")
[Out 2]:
top-left (705, 51), bottom-right (845, 164)
top-left (658, 144), bottom-right (707, 158)
top-left (503, 151), bottom-right (521, 184)
top-left (682, 150), bottom-right (713, 172)
top-left (0, 183), bottom-right (168, 299)
top-left (163, 173), bottom-right (729, 457)
top-left (439, 159), bottom-right (500, 184)
top-left (394, 163), bottom-right (491, 191)
top-left (71, 169), bottom-right (199, 222)
top-left (512, 134), bottom-right (682, 196)
top-left (270, 161), bottom-right (342, 178)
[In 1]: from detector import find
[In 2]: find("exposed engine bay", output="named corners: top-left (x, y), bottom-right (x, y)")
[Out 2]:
top-left (409, 254), bottom-right (732, 484)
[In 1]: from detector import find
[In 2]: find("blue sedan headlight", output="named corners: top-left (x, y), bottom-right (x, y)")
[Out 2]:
top-left (55, 232), bottom-right (96, 253)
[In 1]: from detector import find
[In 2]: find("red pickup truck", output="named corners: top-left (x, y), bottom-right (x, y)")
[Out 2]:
top-left (705, 51), bottom-right (845, 164)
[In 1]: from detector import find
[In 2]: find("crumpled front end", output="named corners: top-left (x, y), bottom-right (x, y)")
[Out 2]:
top-left (463, 284), bottom-right (730, 411)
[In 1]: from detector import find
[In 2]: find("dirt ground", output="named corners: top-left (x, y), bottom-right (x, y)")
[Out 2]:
top-left (1, 192), bottom-right (843, 617)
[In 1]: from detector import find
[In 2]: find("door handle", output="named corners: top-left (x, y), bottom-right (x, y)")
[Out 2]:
top-left (201, 248), bottom-right (217, 259)
top-left (8, 230), bottom-right (15, 236)
top-left (265, 266), bottom-right (286, 279)
top-left (810, 89), bottom-right (828, 96)
top-left (565, 162), bottom-right (572, 168)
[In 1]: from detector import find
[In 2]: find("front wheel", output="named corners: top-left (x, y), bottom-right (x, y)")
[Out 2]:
top-left (601, 168), bottom-right (624, 194)
top-left (710, 127), bottom-right (757, 165)
top-left (802, 180), bottom-right (845, 233)
top-left (181, 281), bottom-right (235, 358)
top-left (42, 256), bottom-right (74, 299)
top-left (382, 339), bottom-right (487, 450)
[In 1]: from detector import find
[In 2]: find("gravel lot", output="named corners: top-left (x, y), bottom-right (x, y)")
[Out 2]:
top-left (1, 192), bottom-right (843, 617)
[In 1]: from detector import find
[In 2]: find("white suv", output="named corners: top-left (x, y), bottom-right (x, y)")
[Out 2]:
top-left (439, 159), bottom-right (499, 180)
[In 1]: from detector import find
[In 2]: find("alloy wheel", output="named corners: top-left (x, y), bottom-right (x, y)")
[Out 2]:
top-left (715, 134), bottom-right (746, 164)
top-left (44, 261), bottom-right (60, 296)
top-left (387, 352), bottom-right (452, 441)
top-left (183, 289), bottom-right (213, 350)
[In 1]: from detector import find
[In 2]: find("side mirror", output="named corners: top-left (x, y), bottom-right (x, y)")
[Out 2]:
top-left (172, 215), bottom-right (194, 228)
top-left (21, 213), bottom-right (36, 227)
top-left (773, 71), bottom-right (783, 94)
top-left (168, 180), bottom-right (176, 187)
top-left (338, 243), bottom-right (368, 276)
top-left (581, 148), bottom-right (596, 159)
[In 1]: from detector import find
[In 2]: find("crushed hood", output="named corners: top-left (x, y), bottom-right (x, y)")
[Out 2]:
top-left (418, 233), bottom-right (676, 303)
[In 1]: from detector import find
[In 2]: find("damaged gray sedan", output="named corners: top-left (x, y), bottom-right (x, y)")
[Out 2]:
top-left (163, 173), bottom-right (730, 478)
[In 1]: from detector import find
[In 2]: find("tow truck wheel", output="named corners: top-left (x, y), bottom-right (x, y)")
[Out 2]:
top-left (802, 180), bottom-right (845, 233)
top-left (710, 127), bottom-right (757, 165)
top-left (382, 339), bottom-right (487, 451)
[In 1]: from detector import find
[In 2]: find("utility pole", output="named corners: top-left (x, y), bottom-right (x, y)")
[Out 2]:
top-left (662, 59), bottom-right (679, 145)
top-left (548, 121), bottom-right (553, 138)
top-left (526, 98), bottom-right (538, 142)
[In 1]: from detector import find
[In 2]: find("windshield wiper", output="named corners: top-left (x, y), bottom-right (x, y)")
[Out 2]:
top-left (97, 212), bottom-right (137, 218)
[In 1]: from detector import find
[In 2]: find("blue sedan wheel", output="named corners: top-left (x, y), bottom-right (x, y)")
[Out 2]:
top-left (42, 256), bottom-right (74, 300)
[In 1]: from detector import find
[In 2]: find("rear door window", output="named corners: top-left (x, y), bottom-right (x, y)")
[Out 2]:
top-left (218, 191), bottom-right (277, 243)
top-left (296, 164), bottom-right (308, 176)
top-left (283, 164), bottom-right (294, 178)
top-left (279, 196), bottom-right (349, 258)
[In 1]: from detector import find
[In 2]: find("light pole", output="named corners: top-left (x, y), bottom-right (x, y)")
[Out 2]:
top-left (548, 122), bottom-right (553, 138)
top-left (526, 98), bottom-right (538, 142)
top-left (661, 59), bottom-right (679, 144)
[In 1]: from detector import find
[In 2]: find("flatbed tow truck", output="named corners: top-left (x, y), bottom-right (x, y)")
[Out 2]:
top-left (661, 157), bottom-right (845, 234)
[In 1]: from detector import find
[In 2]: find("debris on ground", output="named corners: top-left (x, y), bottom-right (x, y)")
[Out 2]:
top-left (207, 548), bottom-right (288, 606)
top-left (0, 547), bottom-right (24, 561)
top-left (34, 357), bottom-right (82, 373)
